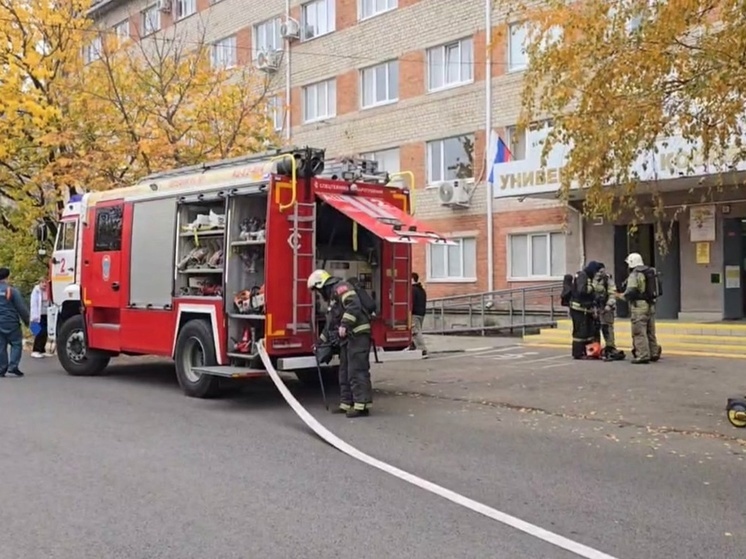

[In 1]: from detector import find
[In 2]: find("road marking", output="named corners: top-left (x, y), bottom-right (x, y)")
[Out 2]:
top-left (258, 340), bottom-right (619, 559)
top-left (465, 346), bottom-right (496, 352)
top-left (519, 355), bottom-right (568, 365)
top-left (541, 361), bottom-right (573, 370)
top-left (431, 346), bottom-right (523, 361)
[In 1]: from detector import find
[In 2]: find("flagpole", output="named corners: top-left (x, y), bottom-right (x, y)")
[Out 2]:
top-left (485, 0), bottom-right (494, 294)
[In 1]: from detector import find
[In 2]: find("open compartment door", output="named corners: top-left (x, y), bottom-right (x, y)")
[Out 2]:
top-left (316, 193), bottom-right (454, 245)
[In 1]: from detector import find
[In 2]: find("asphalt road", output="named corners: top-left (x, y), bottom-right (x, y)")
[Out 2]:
top-left (0, 353), bottom-right (743, 559)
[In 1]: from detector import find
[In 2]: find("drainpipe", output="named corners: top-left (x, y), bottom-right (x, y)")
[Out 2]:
top-left (285, 0), bottom-right (292, 143)
top-left (566, 204), bottom-right (585, 269)
top-left (485, 0), bottom-right (494, 293)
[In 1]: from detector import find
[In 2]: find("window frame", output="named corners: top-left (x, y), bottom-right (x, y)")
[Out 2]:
top-left (359, 60), bottom-right (399, 109)
top-left (174, 0), bottom-right (197, 21)
top-left (426, 37), bottom-right (474, 92)
top-left (358, 0), bottom-right (397, 21)
top-left (55, 221), bottom-right (77, 252)
top-left (113, 19), bottom-right (129, 45)
top-left (301, 0), bottom-right (336, 41)
top-left (507, 22), bottom-right (528, 72)
top-left (253, 17), bottom-right (283, 57)
top-left (426, 134), bottom-right (476, 186)
top-left (267, 95), bottom-right (285, 132)
top-left (211, 35), bottom-right (237, 69)
top-left (507, 231), bottom-right (566, 281)
top-left (141, 4), bottom-right (161, 36)
top-left (505, 125), bottom-right (527, 160)
top-left (426, 236), bottom-right (477, 282)
top-left (302, 78), bottom-right (337, 123)
top-left (93, 205), bottom-right (124, 253)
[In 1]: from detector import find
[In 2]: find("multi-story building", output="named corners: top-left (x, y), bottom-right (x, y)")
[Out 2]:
top-left (85, 0), bottom-right (581, 301)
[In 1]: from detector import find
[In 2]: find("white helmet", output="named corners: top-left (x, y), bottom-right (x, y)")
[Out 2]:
top-left (307, 269), bottom-right (331, 290)
top-left (625, 252), bottom-right (644, 268)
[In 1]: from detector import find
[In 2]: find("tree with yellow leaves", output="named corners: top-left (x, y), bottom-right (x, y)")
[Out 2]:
top-left (498, 0), bottom-right (746, 224)
top-left (0, 0), bottom-right (277, 291)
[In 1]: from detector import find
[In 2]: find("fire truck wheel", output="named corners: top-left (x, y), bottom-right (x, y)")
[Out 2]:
top-left (295, 366), bottom-right (339, 387)
top-left (174, 319), bottom-right (221, 399)
top-left (58, 314), bottom-right (110, 377)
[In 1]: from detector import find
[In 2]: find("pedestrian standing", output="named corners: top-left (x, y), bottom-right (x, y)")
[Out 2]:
top-left (410, 273), bottom-right (428, 357)
top-left (0, 267), bottom-right (30, 377)
top-left (30, 277), bottom-right (50, 358)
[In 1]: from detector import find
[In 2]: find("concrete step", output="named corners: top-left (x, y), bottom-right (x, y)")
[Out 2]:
top-left (526, 332), bottom-right (746, 346)
top-left (523, 340), bottom-right (746, 359)
top-left (550, 319), bottom-right (746, 337)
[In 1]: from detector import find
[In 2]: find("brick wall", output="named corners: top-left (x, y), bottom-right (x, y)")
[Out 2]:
top-left (90, 0), bottom-right (571, 299)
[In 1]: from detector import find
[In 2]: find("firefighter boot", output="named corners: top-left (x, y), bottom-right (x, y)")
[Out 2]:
top-left (346, 404), bottom-right (370, 418)
top-left (331, 404), bottom-right (351, 415)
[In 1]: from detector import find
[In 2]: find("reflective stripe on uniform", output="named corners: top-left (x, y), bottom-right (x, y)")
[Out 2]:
top-left (341, 291), bottom-right (354, 301)
top-left (353, 403), bottom-right (366, 411)
top-left (342, 312), bottom-right (357, 323)
top-left (339, 403), bottom-right (351, 411)
top-left (352, 323), bottom-right (370, 334)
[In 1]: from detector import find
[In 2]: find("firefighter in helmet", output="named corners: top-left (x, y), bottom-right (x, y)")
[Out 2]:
top-left (308, 269), bottom-right (372, 418)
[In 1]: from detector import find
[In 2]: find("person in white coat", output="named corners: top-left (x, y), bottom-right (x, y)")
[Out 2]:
top-left (30, 278), bottom-right (50, 358)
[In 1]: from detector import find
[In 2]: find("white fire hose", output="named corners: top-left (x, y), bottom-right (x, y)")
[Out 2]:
top-left (256, 340), bottom-right (618, 559)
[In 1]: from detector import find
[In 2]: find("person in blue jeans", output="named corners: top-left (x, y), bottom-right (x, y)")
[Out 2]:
top-left (0, 267), bottom-right (30, 377)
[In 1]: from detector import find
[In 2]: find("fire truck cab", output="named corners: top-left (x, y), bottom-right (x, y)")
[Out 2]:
top-left (47, 146), bottom-right (451, 398)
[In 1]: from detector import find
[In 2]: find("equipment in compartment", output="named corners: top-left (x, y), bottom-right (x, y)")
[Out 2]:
top-left (234, 286), bottom-right (265, 314)
top-left (176, 201), bottom-right (226, 298)
top-left (239, 217), bottom-right (266, 241)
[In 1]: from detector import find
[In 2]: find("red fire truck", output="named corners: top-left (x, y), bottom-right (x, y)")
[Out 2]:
top-left (46, 146), bottom-right (450, 398)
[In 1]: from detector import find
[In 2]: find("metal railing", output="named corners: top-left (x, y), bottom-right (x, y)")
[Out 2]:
top-left (423, 283), bottom-right (566, 336)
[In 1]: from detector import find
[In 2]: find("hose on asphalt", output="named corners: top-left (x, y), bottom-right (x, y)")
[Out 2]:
top-left (256, 340), bottom-right (618, 559)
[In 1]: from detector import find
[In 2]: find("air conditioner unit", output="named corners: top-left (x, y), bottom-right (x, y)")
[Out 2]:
top-left (157, 0), bottom-right (171, 13)
top-left (255, 49), bottom-right (281, 73)
top-left (280, 18), bottom-right (300, 40)
top-left (437, 180), bottom-right (471, 208)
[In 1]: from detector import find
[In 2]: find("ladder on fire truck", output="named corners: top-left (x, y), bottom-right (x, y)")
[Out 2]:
top-left (288, 201), bottom-right (317, 333)
top-left (389, 243), bottom-right (412, 330)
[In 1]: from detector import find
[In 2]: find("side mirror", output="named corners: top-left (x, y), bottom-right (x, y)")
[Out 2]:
top-left (35, 223), bottom-right (47, 243)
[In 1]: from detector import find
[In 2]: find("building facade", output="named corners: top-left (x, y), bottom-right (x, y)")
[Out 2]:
top-left (87, 0), bottom-right (576, 299)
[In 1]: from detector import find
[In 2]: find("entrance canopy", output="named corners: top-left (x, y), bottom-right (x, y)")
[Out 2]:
top-left (317, 193), bottom-right (453, 245)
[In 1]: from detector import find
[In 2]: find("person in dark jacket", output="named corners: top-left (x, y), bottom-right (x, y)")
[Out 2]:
top-left (569, 260), bottom-right (604, 359)
top-left (0, 267), bottom-right (30, 377)
top-left (411, 273), bottom-right (428, 356)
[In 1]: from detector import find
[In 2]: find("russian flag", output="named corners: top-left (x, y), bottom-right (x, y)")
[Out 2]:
top-left (487, 129), bottom-right (513, 185)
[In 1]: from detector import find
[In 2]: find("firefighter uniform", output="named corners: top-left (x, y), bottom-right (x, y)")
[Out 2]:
top-left (309, 270), bottom-right (372, 418)
top-left (623, 253), bottom-right (661, 364)
top-left (591, 267), bottom-right (620, 357)
top-left (569, 261), bottom-right (603, 359)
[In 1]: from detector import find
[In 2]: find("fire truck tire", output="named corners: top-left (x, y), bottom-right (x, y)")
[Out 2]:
top-left (174, 319), bottom-right (221, 399)
top-left (57, 314), bottom-right (110, 377)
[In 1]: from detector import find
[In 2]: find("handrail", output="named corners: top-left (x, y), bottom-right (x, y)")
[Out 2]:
top-left (387, 171), bottom-right (415, 215)
top-left (427, 282), bottom-right (563, 304)
top-left (270, 153), bottom-right (297, 212)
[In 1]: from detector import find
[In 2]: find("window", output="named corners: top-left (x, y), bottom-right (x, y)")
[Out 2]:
top-left (254, 18), bottom-right (282, 56)
top-left (361, 148), bottom-right (400, 183)
top-left (509, 232), bottom-right (566, 279)
top-left (506, 126), bottom-right (526, 160)
top-left (55, 221), bottom-right (77, 251)
top-left (301, 0), bottom-right (335, 41)
top-left (211, 36), bottom-right (237, 69)
top-left (508, 22), bottom-right (562, 71)
top-left (93, 205), bottom-right (124, 252)
top-left (428, 237), bottom-right (477, 281)
top-left (175, 0), bottom-right (196, 20)
top-left (359, 0), bottom-right (396, 20)
top-left (426, 37), bottom-right (473, 91)
top-left (113, 20), bottom-right (129, 45)
top-left (360, 61), bottom-right (398, 108)
top-left (267, 96), bottom-right (285, 131)
top-left (302, 79), bottom-right (336, 123)
top-left (426, 135), bottom-right (475, 184)
top-left (141, 5), bottom-right (160, 36)
top-left (83, 35), bottom-right (102, 63)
